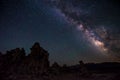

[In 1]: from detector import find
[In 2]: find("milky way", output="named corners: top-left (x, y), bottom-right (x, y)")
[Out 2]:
top-left (77, 24), bottom-right (107, 52)
top-left (48, 0), bottom-right (120, 61)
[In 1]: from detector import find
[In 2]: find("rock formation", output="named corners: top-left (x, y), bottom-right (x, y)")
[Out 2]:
top-left (79, 60), bottom-right (90, 77)
top-left (23, 42), bottom-right (49, 75)
top-left (50, 62), bottom-right (61, 75)
top-left (0, 42), bottom-right (50, 80)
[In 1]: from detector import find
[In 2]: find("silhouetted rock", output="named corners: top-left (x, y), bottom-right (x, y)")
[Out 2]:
top-left (51, 62), bottom-right (61, 75)
top-left (21, 42), bottom-right (49, 75)
top-left (79, 60), bottom-right (90, 77)
top-left (0, 42), bottom-right (50, 80)
top-left (61, 64), bottom-right (69, 73)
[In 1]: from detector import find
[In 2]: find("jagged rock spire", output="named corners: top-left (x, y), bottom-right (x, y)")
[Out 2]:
top-left (30, 42), bottom-right (48, 56)
top-left (25, 42), bottom-right (50, 74)
top-left (31, 42), bottom-right (41, 51)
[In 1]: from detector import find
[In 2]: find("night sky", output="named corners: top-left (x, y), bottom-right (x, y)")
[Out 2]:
top-left (0, 0), bottom-right (120, 65)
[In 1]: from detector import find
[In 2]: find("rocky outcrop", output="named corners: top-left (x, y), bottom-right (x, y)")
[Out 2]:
top-left (50, 62), bottom-right (61, 75)
top-left (22, 42), bottom-right (49, 75)
top-left (0, 42), bottom-right (50, 80)
top-left (79, 60), bottom-right (90, 77)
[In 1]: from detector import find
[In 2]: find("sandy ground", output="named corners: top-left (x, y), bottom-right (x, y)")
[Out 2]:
top-left (49, 73), bottom-right (119, 80)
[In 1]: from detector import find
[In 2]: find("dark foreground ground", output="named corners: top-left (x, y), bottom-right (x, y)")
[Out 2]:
top-left (1, 72), bottom-right (119, 80)
top-left (1, 62), bottom-right (120, 80)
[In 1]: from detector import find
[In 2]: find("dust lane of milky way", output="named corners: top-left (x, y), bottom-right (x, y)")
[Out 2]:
top-left (47, 0), bottom-right (120, 61)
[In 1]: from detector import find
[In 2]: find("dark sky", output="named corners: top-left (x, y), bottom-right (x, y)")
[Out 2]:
top-left (0, 0), bottom-right (120, 65)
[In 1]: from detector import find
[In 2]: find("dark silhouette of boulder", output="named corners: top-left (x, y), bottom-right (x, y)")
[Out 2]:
top-left (61, 64), bottom-right (69, 73)
top-left (50, 62), bottom-right (61, 75)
